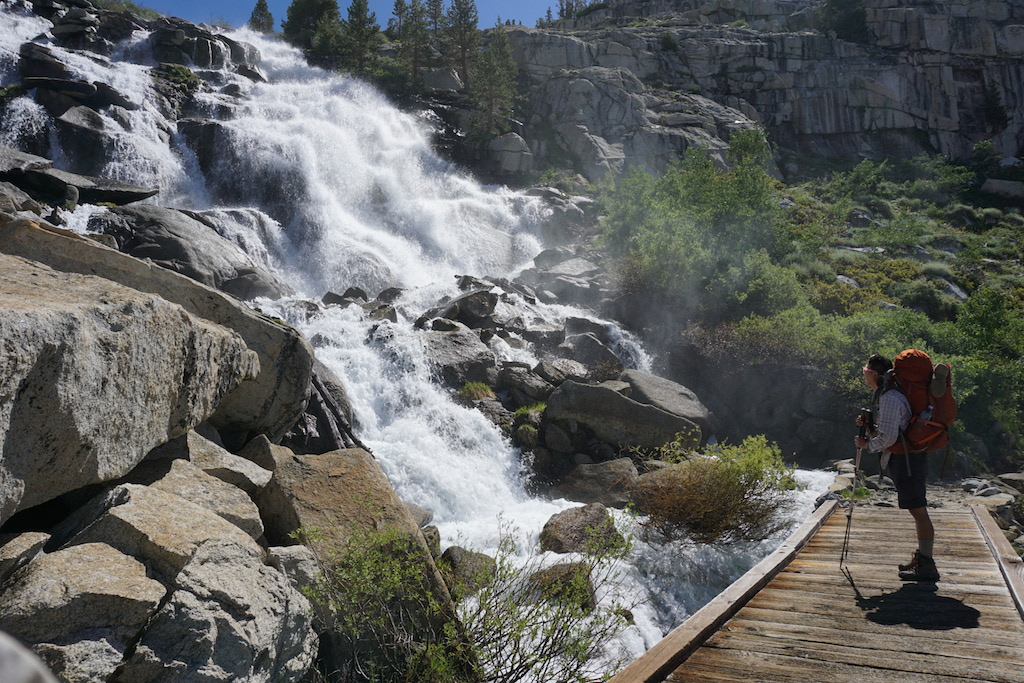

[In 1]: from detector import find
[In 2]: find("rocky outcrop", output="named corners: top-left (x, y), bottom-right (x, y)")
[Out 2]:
top-left (0, 145), bottom-right (157, 210)
top-left (539, 502), bottom-right (623, 553)
top-left (554, 458), bottom-right (639, 507)
top-left (0, 252), bottom-right (258, 525)
top-left (0, 219), bottom-right (313, 446)
top-left (419, 319), bottom-right (499, 388)
top-left (88, 204), bottom-right (293, 300)
top-left (508, 0), bottom-right (1024, 178)
top-left (0, 542), bottom-right (166, 683)
top-left (118, 538), bottom-right (315, 683)
top-left (546, 380), bottom-right (702, 450)
top-left (23, 483), bottom-right (318, 681)
top-left (619, 369), bottom-right (717, 437)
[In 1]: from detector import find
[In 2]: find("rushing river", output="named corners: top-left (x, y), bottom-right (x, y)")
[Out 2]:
top-left (0, 3), bottom-right (832, 673)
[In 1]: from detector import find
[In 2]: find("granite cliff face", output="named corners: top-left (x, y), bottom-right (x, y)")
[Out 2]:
top-left (504, 0), bottom-right (1024, 179)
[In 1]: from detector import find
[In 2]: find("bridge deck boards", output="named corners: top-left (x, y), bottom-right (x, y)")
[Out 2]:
top-left (611, 502), bottom-right (1024, 683)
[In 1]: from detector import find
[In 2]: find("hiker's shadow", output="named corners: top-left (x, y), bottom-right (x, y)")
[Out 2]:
top-left (845, 571), bottom-right (980, 630)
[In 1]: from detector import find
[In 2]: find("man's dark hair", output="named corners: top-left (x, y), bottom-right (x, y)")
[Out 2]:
top-left (866, 353), bottom-right (892, 375)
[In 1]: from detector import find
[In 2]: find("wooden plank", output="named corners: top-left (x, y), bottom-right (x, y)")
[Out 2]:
top-left (744, 587), bottom-right (1024, 625)
top-left (607, 499), bottom-right (838, 683)
top-left (972, 504), bottom-right (1024, 621)
top-left (718, 617), bottom-right (1024, 663)
top-left (668, 651), bottom-right (1005, 683)
top-left (736, 605), bottom-right (1024, 648)
top-left (693, 631), bottom-right (1024, 682)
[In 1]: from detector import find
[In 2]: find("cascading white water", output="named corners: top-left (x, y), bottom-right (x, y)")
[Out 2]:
top-left (1, 4), bottom-right (834, 670)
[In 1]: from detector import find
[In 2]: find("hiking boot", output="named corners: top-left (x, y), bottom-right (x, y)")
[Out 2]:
top-left (930, 363), bottom-right (950, 398)
top-left (899, 554), bottom-right (939, 581)
top-left (899, 550), bottom-right (920, 572)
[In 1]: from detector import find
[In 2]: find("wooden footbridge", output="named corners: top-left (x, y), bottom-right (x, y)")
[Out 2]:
top-left (611, 499), bottom-right (1024, 683)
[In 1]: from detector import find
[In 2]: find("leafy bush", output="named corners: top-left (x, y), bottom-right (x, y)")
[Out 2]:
top-left (302, 522), bottom-right (635, 683)
top-left (600, 129), bottom-right (784, 323)
top-left (457, 523), bottom-right (634, 683)
top-left (299, 527), bottom-right (469, 682)
top-left (659, 33), bottom-right (679, 52)
top-left (630, 435), bottom-right (796, 543)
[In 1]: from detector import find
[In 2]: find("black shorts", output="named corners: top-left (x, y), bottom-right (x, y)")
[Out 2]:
top-left (887, 452), bottom-right (928, 509)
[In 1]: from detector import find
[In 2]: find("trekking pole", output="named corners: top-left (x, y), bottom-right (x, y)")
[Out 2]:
top-left (840, 412), bottom-right (869, 567)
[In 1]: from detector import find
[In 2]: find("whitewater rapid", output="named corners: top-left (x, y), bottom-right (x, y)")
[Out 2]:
top-left (0, 5), bottom-right (833, 670)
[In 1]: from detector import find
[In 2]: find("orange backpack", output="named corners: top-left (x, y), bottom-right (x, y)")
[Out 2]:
top-left (887, 349), bottom-right (957, 454)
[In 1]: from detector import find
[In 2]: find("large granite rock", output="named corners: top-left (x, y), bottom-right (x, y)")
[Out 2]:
top-left (89, 205), bottom-right (293, 300)
top-left (34, 483), bottom-right (317, 681)
top-left (117, 538), bottom-right (316, 683)
top-left (0, 542), bottom-right (166, 683)
top-left (148, 429), bottom-right (273, 495)
top-left (0, 219), bottom-right (314, 446)
top-left (539, 502), bottom-right (623, 554)
top-left (254, 445), bottom-right (457, 672)
top-left (619, 369), bottom-right (715, 438)
top-left (125, 459), bottom-right (265, 540)
top-left (545, 380), bottom-right (701, 450)
top-left (0, 253), bottom-right (258, 524)
top-left (554, 458), bottom-right (639, 508)
top-left (419, 319), bottom-right (498, 387)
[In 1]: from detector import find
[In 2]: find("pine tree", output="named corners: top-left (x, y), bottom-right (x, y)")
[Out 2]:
top-left (340, 0), bottom-right (382, 71)
top-left (388, 0), bottom-right (407, 36)
top-left (426, 0), bottom-right (445, 38)
top-left (445, 0), bottom-right (478, 85)
top-left (283, 0), bottom-right (341, 50)
top-left (399, 0), bottom-right (430, 84)
top-left (248, 0), bottom-right (275, 32)
top-left (309, 13), bottom-right (344, 66)
top-left (469, 23), bottom-right (518, 137)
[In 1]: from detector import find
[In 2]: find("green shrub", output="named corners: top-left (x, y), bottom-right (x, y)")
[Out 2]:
top-left (306, 521), bottom-right (636, 682)
top-left (458, 382), bottom-right (495, 401)
top-left (659, 33), bottom-right (679, 52)
top-left (600, 128), bottom-right (783, 323)
top-left (299, 527), bottom-right (469, 682)
top-left (921, 261), bottom-right (954, 279)
top-left (457, 522), bottom-right (634, 682)
top-left (513, 402), bottom-right (546, 426)
top-left (630, 435), bottom-right (796, 544)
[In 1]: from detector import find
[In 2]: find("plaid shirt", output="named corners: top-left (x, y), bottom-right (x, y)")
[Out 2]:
top-left (868, 388), bottom-right (911, 453)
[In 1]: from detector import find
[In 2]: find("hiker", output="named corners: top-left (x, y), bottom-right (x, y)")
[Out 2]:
top-left (854, 353), bottom-right (940, 582)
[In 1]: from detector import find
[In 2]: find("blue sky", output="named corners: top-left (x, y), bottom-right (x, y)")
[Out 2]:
top-left (141, 0), bottom-right (555, 31)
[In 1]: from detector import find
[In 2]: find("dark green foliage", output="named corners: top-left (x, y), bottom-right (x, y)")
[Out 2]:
top-left (659, 33), bottom-right (679, 52)
top-left (982, 79), bottom-right (1009, 132)
top-left (0, 84), bottom-right (28, 102)
top-left (469, 24), bottom-right (518, 138)
top-left (302, 523), bottom-right (634, 682)
top-left (601, 129), bottom-right (785, 322)
top-left (248, 0), bottom-right (275, 32)
top-left (283, 0), bottom-right (341, 50)
top-left (445, 0), bottom-right (479, 84)
top-left (426, 0), bottom-right (445, 37)
top-left (818, 0), bottom-right (871, 43)
top-left (300, 527), bottom-right (470, 682)
top-left (309, 13), bottom-right (344, 66)
top-left (399, 0), bottom-right (430, 84)
top-left (340, 0), bottom-right (383, 71)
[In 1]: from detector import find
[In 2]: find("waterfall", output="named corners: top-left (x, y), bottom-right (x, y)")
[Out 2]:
top-left (1, 6), bottom-right (833, 670)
